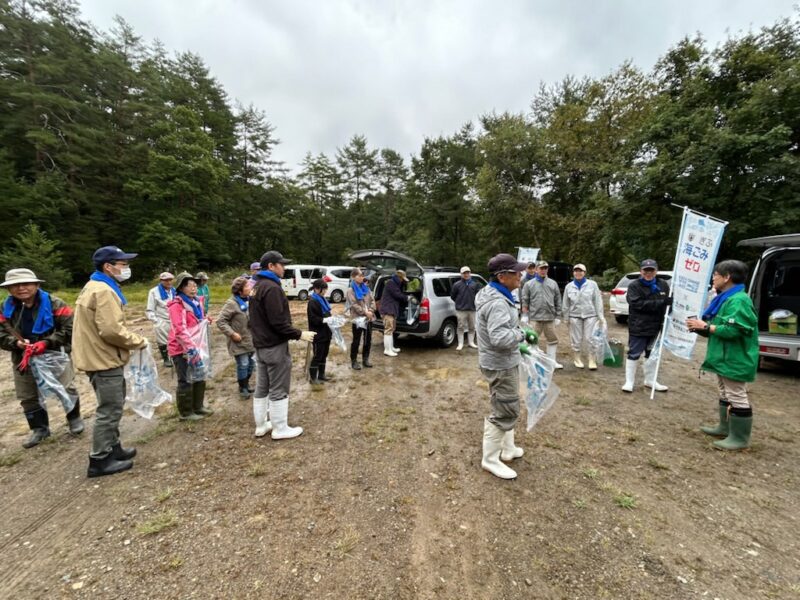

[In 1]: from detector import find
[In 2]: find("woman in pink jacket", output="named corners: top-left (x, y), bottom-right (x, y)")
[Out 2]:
top-left (168, 272), bottom-right (212, 421)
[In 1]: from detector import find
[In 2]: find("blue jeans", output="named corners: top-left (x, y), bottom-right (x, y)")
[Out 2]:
top-left (235, 353), bottom-right (255, 381)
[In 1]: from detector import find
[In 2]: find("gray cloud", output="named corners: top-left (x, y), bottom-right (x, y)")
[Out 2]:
top-left (79, 0), bottom-right (797, 170)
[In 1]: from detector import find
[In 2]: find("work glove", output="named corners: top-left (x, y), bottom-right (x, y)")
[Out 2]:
top-left (554, 319), bottom-right (562, 327)
top-left (322, 317), bottom-right (333, 324)
top-left (518, 342), bottom-right (532, 356)
top-left (522, 328), bottom-right (539, 345)
top-left (300, 331), bottom-right (317, 343)
top-left (520, 314), bottom-right (530, 325)
top-left (29, 341), bottom-right (47, 356)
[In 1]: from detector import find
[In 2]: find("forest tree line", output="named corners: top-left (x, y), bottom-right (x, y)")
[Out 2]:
top-left (2, 0), bottom-right (800, 287)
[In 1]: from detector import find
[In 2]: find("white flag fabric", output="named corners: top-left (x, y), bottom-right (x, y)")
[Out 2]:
top-left (517, 247), bottom-right (540, 264)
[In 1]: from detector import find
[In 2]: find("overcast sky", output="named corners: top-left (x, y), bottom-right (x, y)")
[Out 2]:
top-left (79, 0), bottom-right (797, 171)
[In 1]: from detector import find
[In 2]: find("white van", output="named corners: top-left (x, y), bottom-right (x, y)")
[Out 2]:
top-left (737, 233), bottom-right (800, 362)
top-left (281, 264), bottom-right (325, 300)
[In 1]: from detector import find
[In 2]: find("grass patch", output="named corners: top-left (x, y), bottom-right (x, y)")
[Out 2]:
top-left (647, 457), bottom-right (670, 471)
top-left (573, 498), bottom-right (587, 509)
top-left (582, 467), bottom-right (599, 479)
top-left (162, 556), bottom-right (183, 571)
top-left (614, 493), bottom-right (638, 510)
top-left (136, 511), bottom-right (178, 535)
top-left (0, 451), bottom-right (23, 468)
top-left (543, 439), bottom-right (562, 449)
top-left (362, 406), bottom-right (416, 440)
top-left (133, 419), bottom-right (178, 445)
top-left (155, 488), bottom-right (173, 503)
top-left (575, 396), bottom-right (592, 406)
top-left (333, 526), bottom-right (360, 558)
top-left (248, 463), bottom-right (267, 477)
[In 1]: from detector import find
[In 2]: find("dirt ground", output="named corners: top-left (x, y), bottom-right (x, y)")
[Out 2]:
top-left (0, 300), bottom-right (798, 599)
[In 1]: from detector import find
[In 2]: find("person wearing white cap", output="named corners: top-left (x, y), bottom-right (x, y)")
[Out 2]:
top-left (450, 266), bottom-right (479, 350)
top-left (0, 268), bottom-right (84, 448)
top-left (562, 263), bottom-right (605, 369)
top-left (146, 272), bottom-right (176, 368)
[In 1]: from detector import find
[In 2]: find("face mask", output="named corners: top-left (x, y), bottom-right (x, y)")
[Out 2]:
top-left (114, 267), bottom-right (132, 282)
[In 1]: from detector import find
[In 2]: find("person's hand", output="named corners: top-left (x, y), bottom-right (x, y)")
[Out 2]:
top-left (523, 328), bottom-right (538, 345)
top-left (29, 341), bottom-right (47, 356)
top-left (664, 296), bottom-right (673, 307)
top-left (518, 342), bottom-right (532, 356)
top-left (554, 319), bottom-right (561, 327)
top-left (520, 314), bottom-right (529, 325)
top-left (138, 339), bottom-right (149, 350)
top-left (231, 332), bottom-right (242, 343)
top-left (686, 318), bottom-right (707, 332)
top-left (300, 331), bottom-right (316, 343)
top-left (599, 317), bottom-right (607, 328)
top-left (15, 338), bottom-right (30, 350)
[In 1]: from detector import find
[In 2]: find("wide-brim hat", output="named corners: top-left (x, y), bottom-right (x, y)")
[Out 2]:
top-left (1, 268), bottom-right (44, 287)
top-left (174, 272), bottom-right (198, 290)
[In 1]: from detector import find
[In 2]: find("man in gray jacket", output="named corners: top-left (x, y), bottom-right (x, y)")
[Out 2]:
top-left (476, 253), bottom-right (538, 480)
top-left (520, 260), bottom-right (563, 369)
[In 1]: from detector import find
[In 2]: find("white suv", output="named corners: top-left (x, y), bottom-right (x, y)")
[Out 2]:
top-left (322, 266), bottom-right (355, 303)
top-left (609, 271), bottom-right (673, 324)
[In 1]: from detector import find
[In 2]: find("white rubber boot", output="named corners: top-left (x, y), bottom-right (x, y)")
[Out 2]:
top-left (621, 358), bottom-right (638, 393)
top-left (253, 396), bottom-right (272, 437)
top-left (456, 332), bottom-right (464, 351)
top-left (500, 429), bottom-right (524, 461)
top-left (391, 336), bottom-right (401, 353)
top-left (269, 398), bottom-right (303, 439)
top-left (468, 331), bottom-right (478, 349)
top-left (588, 354), bottom-right (598, 370)
top-left (383, 335), bottom-right (398, 357)
top-left (573, 352), bottom-right (584, 369)
top-left (481, 419), bottom-right (517, 479)
top-left (546, 343), bottom-right (563, 369)
top-left (643, 359), bottom-right (669, 392)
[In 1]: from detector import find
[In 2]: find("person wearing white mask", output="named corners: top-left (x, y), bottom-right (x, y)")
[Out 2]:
top-left (73, 246), bottom-right (147, 478)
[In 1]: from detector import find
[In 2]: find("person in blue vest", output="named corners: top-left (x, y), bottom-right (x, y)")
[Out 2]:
top-left (307, 279), bottom-right (333, 384)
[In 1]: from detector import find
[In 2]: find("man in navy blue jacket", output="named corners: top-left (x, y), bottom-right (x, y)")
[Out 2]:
top-left (450, 266), bottom-right (479, 350)
top-left (380, 270), bottom-right (407, 357)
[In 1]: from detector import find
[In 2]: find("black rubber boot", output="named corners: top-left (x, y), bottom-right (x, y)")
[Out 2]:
top-left (309, 366), bottom-right (323, 385)
top-left (22, 409), bottom-right (51, 448)
top-left (362, 354), bottom-right (373, 368)
top-left (319, 364), bottom-right (333, 382)
top-left (177, 387), bottom-right (202, 421)
top-left (192, 381), bottom-right (213, 416)
top-left (159, 345), bottom-right (173, 368)
top-left (66, 397), bottom-right (84, 435)
top-left (111, 441), bottom-right (137, 460)
top-left (238, 379), bottom-right (251, 400)
top-left (87, 455), bottom-right (133, 478)
top-left (351, 360), bottom-right (361, 370)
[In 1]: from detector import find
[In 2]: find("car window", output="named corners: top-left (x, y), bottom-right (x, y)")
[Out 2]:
top-left (432, 278), bottom-right (452, 297)
top-left (331, 269), bottom-right (350, 279)
top-left (310, 268), bottom-right (324, 279)
top-left (282, 269), bottom-right (294, 280)
top-left (616, 276), bottom-right (634, 288)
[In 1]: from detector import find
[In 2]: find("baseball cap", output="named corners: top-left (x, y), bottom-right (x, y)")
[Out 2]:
top-left (260, 251), bottom-right (292, 268)
top-left (159, 272), bottom-right (174, 280)
top-left (460, 266), bottom-right (471, 274)
top-left (396, 269), bottom-right (408, 282)
top-left (640, 259), bottom-right (658, 270)
top-left (573, 263), bottom-right (587, 271)
top-left (92, 246), bottom-right (137, 269)
top-left (195, 271), bottom-right (209, 281)
top-left (536, 260), bottom-right (549, 268)
top-left (250, 262), bottom-right (261, 271)
top-left (487, 253), bottom-right (527, 274)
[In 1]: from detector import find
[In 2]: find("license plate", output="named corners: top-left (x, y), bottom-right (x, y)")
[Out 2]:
top-left (760, 345), bottom-right (790, 356)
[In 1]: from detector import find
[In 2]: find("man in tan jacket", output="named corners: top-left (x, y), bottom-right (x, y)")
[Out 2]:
top-left (73, 246), bottom-right (146, 478)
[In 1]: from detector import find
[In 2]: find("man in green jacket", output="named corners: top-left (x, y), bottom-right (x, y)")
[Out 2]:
top-left (687, 260), bottom-right (759, 450)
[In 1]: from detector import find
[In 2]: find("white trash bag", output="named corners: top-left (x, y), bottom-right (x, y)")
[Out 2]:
top-left (520, 347), bottom-right (560, 431)
top-left (324, 315), bottom-right (347, 351)
top-left (124, 345), bottom-right (173, 419)
top-left (186, 320), bottom-right (212, 383)
top-left (29, 351), bottom-right (77, 413)
top-left (589, 320), bottom-right (614, 366)
top-left (353, 316), bottom-right (368, 330)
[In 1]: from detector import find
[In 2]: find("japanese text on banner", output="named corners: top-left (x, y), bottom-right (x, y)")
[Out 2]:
top-left (663, 211), bottom-right (726, 359)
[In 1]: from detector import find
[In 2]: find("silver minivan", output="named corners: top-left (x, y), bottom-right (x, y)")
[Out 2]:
top-left (738, 233), bottom-right (800, 362)
top-left (349, 249), bottom-right (487, 347)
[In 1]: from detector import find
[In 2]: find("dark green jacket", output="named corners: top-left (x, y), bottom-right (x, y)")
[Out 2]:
top-left (698, 291), bottom-right (759, 382)
top-left (0, 291), bottom-right (74, 363)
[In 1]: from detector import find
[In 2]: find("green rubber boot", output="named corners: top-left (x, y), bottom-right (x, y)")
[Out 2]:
top-left (713, 413), bottom-right (752, 451)
top-left (192, 381), bottom-right (213, 416)
top-left (177, 387), bottom-right (202, 421)
top-left (700, 401), bottom-right (730, 437)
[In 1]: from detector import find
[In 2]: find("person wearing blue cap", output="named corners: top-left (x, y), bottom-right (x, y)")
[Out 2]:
top-left (622, 258), bottom-right (671, 393)
top-left (73, 246), bottom-right (147, 478)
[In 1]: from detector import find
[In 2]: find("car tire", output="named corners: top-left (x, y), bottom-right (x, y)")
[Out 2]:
top-left (436, 318), bottom-right (457, 348)
top-left (330, 289), bottom-right (344, 303)
top-left (615, 315), bottom-right (628, 324)
top-left (298, 290), bottom-right (309, 301)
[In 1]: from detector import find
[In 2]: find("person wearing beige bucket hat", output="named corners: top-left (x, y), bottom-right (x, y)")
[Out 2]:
top-left (0, 268), bottom-right (84, 448)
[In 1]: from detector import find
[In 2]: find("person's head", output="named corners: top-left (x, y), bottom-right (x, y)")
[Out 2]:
top-left (712, 259), bottom-right (748, 292)
top-left (231, 276), bottom-right (249, 297)
top-left (488, 253), bottom-right (527, 292)
top-left (260, 250), bottom-right (291, 278)
top-left (196, 272), bottom-right (209, 285)
top-left (1, 268), bottom-right (43, 305)
top-left (460, 266), bottom-right (471, 280)
top-left (159, 272), bottom-right (174, 289)
top-left (250, 262), bottom-right (260, 275)
top-left (639, 259), bottom-right (658, 281)
top-left (536, 260), bottom-right (549, 278)
top-left (526, 263), bottom-right (536, 276)
top-left (351, 268), bottom-right (365, 285)
top-left (311, 278), bottom-right (328, 295)
top-left (396, 270), bottom-right (408, 284)
top-left (175, 272), bottom-right (198, 297)
top-left (92, 245), bottom-right (137, 282)
top-left (573, 263), bottom-right (587, 279)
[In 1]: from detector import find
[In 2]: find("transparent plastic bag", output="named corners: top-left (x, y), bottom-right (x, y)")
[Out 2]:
top-left (325, 315), bottom-right (347, 351)
top-left (187, 320), bottom-right (212, 383)
top-left (405, 296), bottom-right (420, 325)
top-left (124, 345), bottom-right (173, 419)
top-left (589, 320), bottom-right (614, 365)
top-left (29, 351), bottom-right (77, 413)
top-left (520, 347), bottom-right (560, 431)
top-left (353, 316), bottom-right (368, 330)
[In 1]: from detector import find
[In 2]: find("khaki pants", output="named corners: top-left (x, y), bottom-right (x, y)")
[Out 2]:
top-left (481, 365), bottom-right (520, 431)
top-left (384, 315), bottom-right (397, 336)
top-left (717, 375), bottom-right (750, 410)
top-left (456, 310), bottom-right (476, 334)
top-left (533, 320), bottom-right (558, 345)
